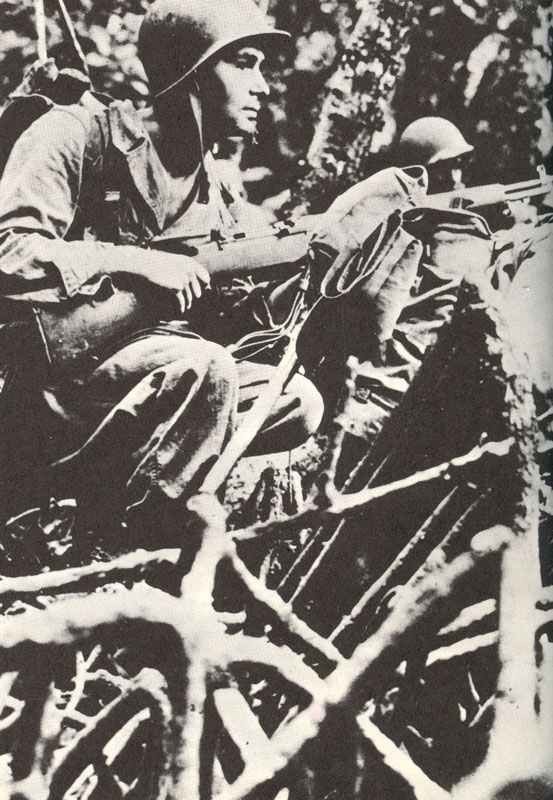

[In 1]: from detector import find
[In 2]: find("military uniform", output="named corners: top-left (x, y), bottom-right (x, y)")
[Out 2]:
top-left (0, 91), bottom-right (323, 523)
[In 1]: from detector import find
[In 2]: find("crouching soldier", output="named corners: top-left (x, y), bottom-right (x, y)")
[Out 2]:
top-left (0, 0), bottom-right (325, 542)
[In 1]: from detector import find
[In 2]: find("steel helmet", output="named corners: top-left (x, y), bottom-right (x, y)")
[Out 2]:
top-left (138, 0), bottom-right (290, 99)
top-left (397, 117), bottom-right (474, 166)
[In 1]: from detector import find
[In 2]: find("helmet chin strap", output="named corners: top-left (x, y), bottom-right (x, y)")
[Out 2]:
top-left (189, 76), bottom-right (238, 235)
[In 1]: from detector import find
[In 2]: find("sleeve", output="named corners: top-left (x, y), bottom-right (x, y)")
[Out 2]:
top-left (0, 108), bottom-right (126, 303)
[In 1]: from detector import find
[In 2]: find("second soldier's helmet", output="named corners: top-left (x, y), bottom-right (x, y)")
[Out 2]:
top-left (397, 117), bottom-right (473, 166)
top-left (138, 0), bottom-right (290, 99)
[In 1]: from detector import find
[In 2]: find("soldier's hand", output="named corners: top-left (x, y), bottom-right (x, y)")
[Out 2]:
top-left (132, 252), bottom-right (211, 312)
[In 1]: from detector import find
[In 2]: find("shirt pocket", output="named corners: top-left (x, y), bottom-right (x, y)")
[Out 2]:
top-left (99, 188), bottom-right (154, 247)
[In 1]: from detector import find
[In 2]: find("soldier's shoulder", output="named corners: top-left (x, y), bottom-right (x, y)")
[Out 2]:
top-left (19, 93), bottom-right (146, 163)
top-left (8, 91), bottom-right (107, 153)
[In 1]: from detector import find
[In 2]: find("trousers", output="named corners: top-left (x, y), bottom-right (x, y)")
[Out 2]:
top-left (41, 330), bottom-right (323, 516)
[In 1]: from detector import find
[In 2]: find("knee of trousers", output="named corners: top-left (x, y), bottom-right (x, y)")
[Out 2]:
top-left (190, 342), bottom-right (239, 401)
top-left (165, 338), bottom-right (238, 385)
top-left (287, 374), bottom-right (325, 439)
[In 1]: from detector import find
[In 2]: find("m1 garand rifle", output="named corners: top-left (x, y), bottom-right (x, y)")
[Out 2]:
top-left (426, 166), bottom-right (553, 210)
top-left (33, 224), bottom-right (314, 371)
top-left (33, 167), bottom-right (552, 371)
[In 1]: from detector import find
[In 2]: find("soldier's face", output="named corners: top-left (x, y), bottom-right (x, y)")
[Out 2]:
top-left (428, 157), bottom-right (465, 193)
top-left (203, 45), bottom-right (270, 139)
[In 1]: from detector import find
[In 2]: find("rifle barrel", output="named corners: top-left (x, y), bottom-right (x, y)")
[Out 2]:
top-left (428, 174), bottom-right (552, 210)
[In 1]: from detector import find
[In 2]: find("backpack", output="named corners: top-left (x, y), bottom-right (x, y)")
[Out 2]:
top-left (0, 60), bottom-right (92, 181)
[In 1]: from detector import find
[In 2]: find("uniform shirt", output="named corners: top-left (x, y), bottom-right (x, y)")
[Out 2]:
top-left (0, 92), bottom-right (269, 313)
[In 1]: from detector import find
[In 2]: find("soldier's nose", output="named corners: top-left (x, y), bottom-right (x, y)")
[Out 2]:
top-left (451, 168), bottom-right (464, 189)
top-left (251, 67), bottom-right (270, 97)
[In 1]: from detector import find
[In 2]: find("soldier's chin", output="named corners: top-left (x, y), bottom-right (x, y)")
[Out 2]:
top-left (223, 116), bottom-right (258, 141)
top-left (238, 114), bottom-right (258, 136)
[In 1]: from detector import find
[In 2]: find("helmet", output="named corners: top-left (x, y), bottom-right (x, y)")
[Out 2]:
top-left (397, 117), bottom-right (473, 166)
top-left (138, 0), bottom-right (290, 98)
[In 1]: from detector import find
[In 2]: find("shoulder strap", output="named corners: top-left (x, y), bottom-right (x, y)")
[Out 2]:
top-left (75, 94), bottom-right (122, 243)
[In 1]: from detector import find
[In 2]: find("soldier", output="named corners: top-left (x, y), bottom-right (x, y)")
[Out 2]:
top-left (397, 116), bottom-right (474, 194)
top-left (338, 118), bottom-right (495, 437)
top-left (0, 0), bottom-right (324, 541)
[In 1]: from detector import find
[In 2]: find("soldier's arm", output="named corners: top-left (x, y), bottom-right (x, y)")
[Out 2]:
top-left (0, 109), bottom-right (207, 306)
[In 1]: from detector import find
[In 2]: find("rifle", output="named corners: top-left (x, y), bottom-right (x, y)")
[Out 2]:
top-left (427, 168), bottom-right (553, 210)
top-left (34, 224), bottom-right (313, 372)
top-left (34, 167), bottom-right (552, 372)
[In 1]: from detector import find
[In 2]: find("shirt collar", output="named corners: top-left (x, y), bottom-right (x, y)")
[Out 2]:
top-left (108, 100), bottom-right (167, 234)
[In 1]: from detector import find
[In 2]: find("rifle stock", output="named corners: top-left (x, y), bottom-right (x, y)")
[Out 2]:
top-left (35, 226), bottom-right (310, 371)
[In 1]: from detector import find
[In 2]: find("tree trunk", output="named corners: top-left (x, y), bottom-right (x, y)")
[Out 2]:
top-left (292, 0), bottom-right (421, 213)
